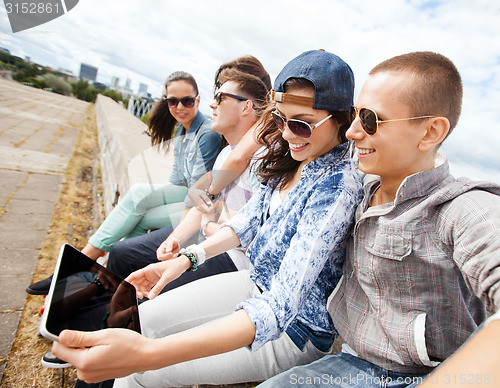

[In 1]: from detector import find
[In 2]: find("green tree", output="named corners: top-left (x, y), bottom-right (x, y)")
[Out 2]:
top-left (25, 77), bottom-right (49, 89)
top-left (13, 63), bottom-right (44, 82)
top-left (41, 74), bottom-right (72, 96)
top-left (71, 80), bottom-right (98, 102)
top-left (101, 89), bottom-right (123, 102)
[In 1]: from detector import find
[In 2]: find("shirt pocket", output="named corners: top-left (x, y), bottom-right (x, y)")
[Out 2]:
top-left (185, 143), bottom-right (197, 162)
top-left (361, 227), bottom-right (416, 292)
top-left (365, 229), bottom-right (412, 261)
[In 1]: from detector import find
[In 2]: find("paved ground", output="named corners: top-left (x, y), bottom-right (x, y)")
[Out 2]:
top-left (0, 79), bottom-right (89, 381)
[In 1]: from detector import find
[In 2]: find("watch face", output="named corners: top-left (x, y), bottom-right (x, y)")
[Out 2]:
top-left (205, 188), bottom-right (217, 201)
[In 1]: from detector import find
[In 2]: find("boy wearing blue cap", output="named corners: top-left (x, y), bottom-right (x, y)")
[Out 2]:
top-left (259, 52), bottom-right (500, 387)
top-left (52, 50), bottom-right (363, 386)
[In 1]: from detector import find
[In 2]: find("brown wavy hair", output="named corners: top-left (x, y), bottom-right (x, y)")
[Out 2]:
top-left (214, 55), bottom-right (272, 92)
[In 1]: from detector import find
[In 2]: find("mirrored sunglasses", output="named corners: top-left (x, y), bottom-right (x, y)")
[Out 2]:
top-left (351, 106), bottom-right (435, 135)
top-left (163, 95), bottom-right (198, 108)
top-left (271, 110), bottom-right (332, 138)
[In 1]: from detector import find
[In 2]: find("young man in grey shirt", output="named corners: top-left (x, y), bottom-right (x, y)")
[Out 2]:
top-left (260, 51), bottom-right (500, 387)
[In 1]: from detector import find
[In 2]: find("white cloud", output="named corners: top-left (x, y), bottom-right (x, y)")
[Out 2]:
top-left (1, 0), bottom-right (500, 183)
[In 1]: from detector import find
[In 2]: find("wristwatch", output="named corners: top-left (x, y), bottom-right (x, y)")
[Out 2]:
top-left (205, 187), bottom-right (220, 202)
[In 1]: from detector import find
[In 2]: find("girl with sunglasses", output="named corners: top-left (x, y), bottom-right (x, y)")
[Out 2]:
top-left (53, 50), bottom-right (363, 387)
top-left (26, 71), bottom-right (222, 295)
top-left (81, 71), bottom-right (223, 258)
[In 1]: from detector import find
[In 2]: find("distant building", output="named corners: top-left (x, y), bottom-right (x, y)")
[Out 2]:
top-left (138, 83), bottom-right (148, 96)
top-left (124, 78), bottom-right (132, 91)
top-left (110, 76), bottom-right (120, 88)
top-left (79, 63), bottom-right (98, 81)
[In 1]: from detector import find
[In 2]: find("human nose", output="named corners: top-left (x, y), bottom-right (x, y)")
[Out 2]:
top-left (346, 117), bottom-right (365, 141)
top-left (280, 123), bottom-right (296, 141)
top-left (209, 99), bottom-right (217, 110)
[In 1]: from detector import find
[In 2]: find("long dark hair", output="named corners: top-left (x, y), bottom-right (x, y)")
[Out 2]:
top-left (256, 78), bottom-right (352, 190)
top-left (148, 71), bottom-right (199, 147)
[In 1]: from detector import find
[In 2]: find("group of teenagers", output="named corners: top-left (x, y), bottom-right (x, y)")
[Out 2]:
top-left (28, 49), bottom-right (500, 387)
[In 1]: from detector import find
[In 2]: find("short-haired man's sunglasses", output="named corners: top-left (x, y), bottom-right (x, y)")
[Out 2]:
top-left (351, 106), bottom-right (435, 136)
top-left (163, 95), bottom-right (198, 108)
top-left (271, 110), bottom-right (332, 139)
top-left (214, 91), bottom-right (249, 104)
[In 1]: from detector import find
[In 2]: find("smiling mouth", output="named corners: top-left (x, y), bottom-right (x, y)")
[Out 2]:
top-left (358, 148), bottom-right (375, 156)
top-left (289, 142), bottom-right (308, 151)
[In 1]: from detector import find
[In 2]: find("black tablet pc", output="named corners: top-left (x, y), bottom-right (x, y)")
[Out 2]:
top-left (39, 244), bottom-right (141, 343)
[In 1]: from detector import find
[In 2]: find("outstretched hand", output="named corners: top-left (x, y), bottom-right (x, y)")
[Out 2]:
top-left (52, 329), bottom-right (151, 383)
top-left (126, 257), bottom-right (191, 299)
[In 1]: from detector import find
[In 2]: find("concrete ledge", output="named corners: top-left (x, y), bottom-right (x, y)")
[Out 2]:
top-left (95, 95), bottom-right (173, 215)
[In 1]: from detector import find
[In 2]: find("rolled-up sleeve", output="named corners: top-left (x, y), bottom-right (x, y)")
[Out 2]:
top-left (238, 186), bottom-right (359, 351)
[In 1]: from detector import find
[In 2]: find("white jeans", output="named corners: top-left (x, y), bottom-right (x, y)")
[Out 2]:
top-left (113, 270), bottom-right (326, 387)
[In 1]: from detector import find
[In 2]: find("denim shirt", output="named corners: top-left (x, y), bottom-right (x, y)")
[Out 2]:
top-left (168, 111), bottom-right (222, 190)
top-left (225, 142), bottom-right (363, 351)
top-left (329, 155), bottom-right (500, 374)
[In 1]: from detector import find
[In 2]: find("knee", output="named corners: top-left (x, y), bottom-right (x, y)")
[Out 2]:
top-left (108, 239), bottom-right (127, 261)
top-left (107, 241), bottom-right (130, 276)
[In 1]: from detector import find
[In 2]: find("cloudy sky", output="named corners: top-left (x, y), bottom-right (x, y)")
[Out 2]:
top-left (1, 0), bottom-right (500, 183)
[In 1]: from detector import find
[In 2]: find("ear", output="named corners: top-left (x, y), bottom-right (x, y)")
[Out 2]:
top-left (240, 99), bottom-right (255, 117)
top-left (418, 117), bottom-right (450, 152)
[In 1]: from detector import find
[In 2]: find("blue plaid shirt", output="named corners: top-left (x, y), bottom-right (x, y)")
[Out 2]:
top-left (224, 142), bottom-right (362, 351)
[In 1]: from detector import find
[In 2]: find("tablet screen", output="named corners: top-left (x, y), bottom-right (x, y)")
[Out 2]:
top-left (43, 244), bottom-right (141, 337)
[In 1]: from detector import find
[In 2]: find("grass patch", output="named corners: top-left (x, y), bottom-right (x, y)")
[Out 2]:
top-left (1, 104), bottom-right (103, 388)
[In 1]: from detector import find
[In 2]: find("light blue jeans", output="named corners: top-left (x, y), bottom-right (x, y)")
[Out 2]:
top-left (258, 352), bottom-right (427, 387)
top-left (88, 183), bottom-right (188, 251)
top-left (113, 271), bottom-right (327, 387)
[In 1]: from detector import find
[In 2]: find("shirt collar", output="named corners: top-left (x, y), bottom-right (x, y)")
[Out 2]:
top-left (182, 111), bottom-right (205, 137)
top-left (301, 141), bottom-right (350, 178)
top-left (363, 153), bottom-right (450, 206)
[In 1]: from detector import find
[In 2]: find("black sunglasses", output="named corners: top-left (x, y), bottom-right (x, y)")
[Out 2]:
top-left (351, 106), bottom-right (435, 135)
top-left (271, 110), bottom-right (332, 138)
top-left (163, 95), bottom-right (198, 108)
top-left (214, 92), bottom-right (256, 109)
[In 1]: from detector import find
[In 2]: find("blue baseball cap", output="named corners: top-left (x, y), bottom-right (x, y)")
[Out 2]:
top-left (272, 50), bottom-right (354, 112)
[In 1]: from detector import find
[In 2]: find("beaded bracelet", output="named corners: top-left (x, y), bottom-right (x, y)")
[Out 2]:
top-left (178, 248), bottom-right (198, 271)
top-left (187, 244), bottom-right (206, 266)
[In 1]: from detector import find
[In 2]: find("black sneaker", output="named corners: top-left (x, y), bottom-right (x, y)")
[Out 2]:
top-left (41, 350), bottom-right (71, 368)
top-left (26, 275), bottom-right (53, 295)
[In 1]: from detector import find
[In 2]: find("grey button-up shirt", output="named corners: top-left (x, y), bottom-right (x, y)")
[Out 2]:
top-left (329, 154), bottom-right (500, 374)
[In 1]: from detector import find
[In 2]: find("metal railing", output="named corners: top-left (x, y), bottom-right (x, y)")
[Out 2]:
top-left (127, 96), bottom-right (155, 119)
